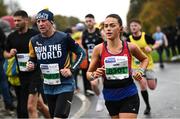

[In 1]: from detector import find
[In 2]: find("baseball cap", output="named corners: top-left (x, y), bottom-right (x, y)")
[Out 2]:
top-left (76, 23), bottom-right (85, 31)
top-left (36, 9), bottom-right (54, 22)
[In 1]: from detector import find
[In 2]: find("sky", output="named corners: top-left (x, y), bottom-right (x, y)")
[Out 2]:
top-left (5, 0), bottom-right (130, 25)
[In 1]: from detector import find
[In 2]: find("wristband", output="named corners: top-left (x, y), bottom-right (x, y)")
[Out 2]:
top-left (89, 72), bottom-right (95, 81)
top-left (138, 68), bottom-right (145, 76)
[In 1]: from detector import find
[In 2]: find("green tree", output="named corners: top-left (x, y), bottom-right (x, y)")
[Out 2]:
top-left (54, 15), bottom-right (81, 31)
top-left (54, 15), bottom-right (68, 31)
top-left (127, 0), bottom-right (180, 33)
top-left (0, 0), bottom-right (8, 17)
top-left (127, 0), bottom-right (148, 23)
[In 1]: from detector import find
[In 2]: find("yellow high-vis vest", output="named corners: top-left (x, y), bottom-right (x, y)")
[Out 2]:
top-left (129, 32), bottom-right (154, 70)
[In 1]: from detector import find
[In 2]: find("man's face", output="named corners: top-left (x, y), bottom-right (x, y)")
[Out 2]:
top-left (85, 17), bottom-right (95, 29)
top-left (129, 22), bottom-right (141, 34)
top-left (14, 16), bottom-right (27, 31)
top-left (36, 19), bottom-right (52, 34)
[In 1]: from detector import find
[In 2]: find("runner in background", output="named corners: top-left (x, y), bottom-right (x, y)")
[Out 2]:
top-left (127, 19), bottom-right (159, 115)
top-left (81, 14), bottom-right (105, 112)
top-left (81, 14), bottom-right (103, 96)
top-left (153, 26), bottom-right (168, 68)
top-left (0, 27), bottom-right (15, 112)
top-left (4, 10), bottom-right (50, 118)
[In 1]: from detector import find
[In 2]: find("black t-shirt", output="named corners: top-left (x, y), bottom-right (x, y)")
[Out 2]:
top-left (5, 29), bottom-right (41, 81)
top-left (126, 34), bottom-right (155, 45)
top-left (82, 28), bottom-right (103, 49)
top-left (82, 28), bottom-right (103, 63)
top-left (0, 28), bottom-right (6, 60)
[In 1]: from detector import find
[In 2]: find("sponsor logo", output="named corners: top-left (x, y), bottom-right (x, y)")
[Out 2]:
top-left (105, 57), bottom-right (116, 63)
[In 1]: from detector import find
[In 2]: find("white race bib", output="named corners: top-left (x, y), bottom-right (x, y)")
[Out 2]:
top-left (104, 56), bottom-right (129, 80)
top-left (87, 44), bottom-right (95, 62)
top-left (16, 53), bottom-right (29, 71)
top-left (40, 63), bottom-right (61, 85)
top-left (88, 49), bottom-right (93, 62)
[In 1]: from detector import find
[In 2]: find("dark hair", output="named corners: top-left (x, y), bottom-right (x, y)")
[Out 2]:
top-left (85, 14), bottom-right (94, 19)
top-left (129, 19), bottom-right (141, 25)
top-left (64, 28), bottom-right (72, 34)
top-left (106, 14), bottom-right (122, 26)
top-left (14, 10), bottom-right (28, 18)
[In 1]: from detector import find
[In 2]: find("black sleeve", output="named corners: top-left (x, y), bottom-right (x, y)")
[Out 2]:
top-left (4, 33), bottom-right (12, 52)
top-left (66, 34), bottom-right (86, 70)
top-left (145, 34), bottom-right (155, 45)
top-left (81, 31), bottom-right (87, 49)
top-left (0, 28), bottom-right (6, 50)
top-left (96, 28), bottom-right (104, 44)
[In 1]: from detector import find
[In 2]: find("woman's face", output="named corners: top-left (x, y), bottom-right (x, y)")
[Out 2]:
top-left (103, 17), bottom-right (121, 40)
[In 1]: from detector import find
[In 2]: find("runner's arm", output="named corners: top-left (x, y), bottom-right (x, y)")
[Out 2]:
top-left (87, 44), bottom-right (104, 81)
top-left (67, 34), bottom-right (86, 71)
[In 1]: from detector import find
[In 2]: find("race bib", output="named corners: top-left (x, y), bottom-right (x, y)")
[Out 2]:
top-left (88, 49), bottom-right (93, 62)
top-left (104, 56), bottom-right (129, 80)
top-left (16, 53), bottom-right (29, 71)
top-left (87, 44), bottom-right (95, 62)
top-left (40, 63), bottom-right (61, 85)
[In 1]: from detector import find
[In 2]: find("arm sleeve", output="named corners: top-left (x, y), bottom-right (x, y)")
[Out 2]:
top-left (81, 31), bottom-right (87, 49)
top-left (0, 28), bottom-right (6, 50)
top-left (67, 34), bottom-right (86, 70)
top-left (4, 35), bottom-right (11, 52)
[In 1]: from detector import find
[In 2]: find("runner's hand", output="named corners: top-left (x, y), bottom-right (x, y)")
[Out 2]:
top-left (132, 71), bottom-right (142, 81)
top-left (9, 49), bottom-right (17, 57)
top-left (60, 68), bottom-right (72, 77)
top-left (144, 46), bottom-right (152, 53)
top-left (93, 66), bottom-right (105, 78)
top-left (26, 61), bottom-right (35, 71)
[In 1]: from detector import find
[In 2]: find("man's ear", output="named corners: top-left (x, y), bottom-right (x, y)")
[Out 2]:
top-left (120, 26), bottom-right (123, 32)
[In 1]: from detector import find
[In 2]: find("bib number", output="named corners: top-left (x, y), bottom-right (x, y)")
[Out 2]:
top-left (16, 53), bottom-right (29, 72)
top-left (40, 63), bottom-right (61, 85)
top-left (104, 56), bottom-right (129, 80)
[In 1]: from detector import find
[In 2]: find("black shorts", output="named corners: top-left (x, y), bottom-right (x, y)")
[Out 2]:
top-left (45, 92), bottom-right (74, 118)
top-left (105, 94), bottom-right (140, 116)
top-left (28, 78), bottom-right (43, 94)
top-left (20, 77), bottom-right (43, 94)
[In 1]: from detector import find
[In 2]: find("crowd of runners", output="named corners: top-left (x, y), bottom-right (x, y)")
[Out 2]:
top-left (0, 8), bottom-right (180, 119)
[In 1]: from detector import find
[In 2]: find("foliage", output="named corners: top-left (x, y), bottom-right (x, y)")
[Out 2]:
top-left (127, 0), bottom-right (180, 33)
top-left (0, 0), bottom-right (7, 17)
top-left (54, 15), bottom-right (81, 31)
top-left (127, 0), bottom-right (148, 22)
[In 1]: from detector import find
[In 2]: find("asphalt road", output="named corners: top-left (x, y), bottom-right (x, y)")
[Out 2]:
top-left (0, 62), bottom-right (180, 119)
top-left (73, 62), bottom-right (180, 119)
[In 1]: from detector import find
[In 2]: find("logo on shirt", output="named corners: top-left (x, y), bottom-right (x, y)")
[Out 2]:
top-left (36, 41), bottom-right (42, 46)
top-left (105, 57), bottom-right (116, 63)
